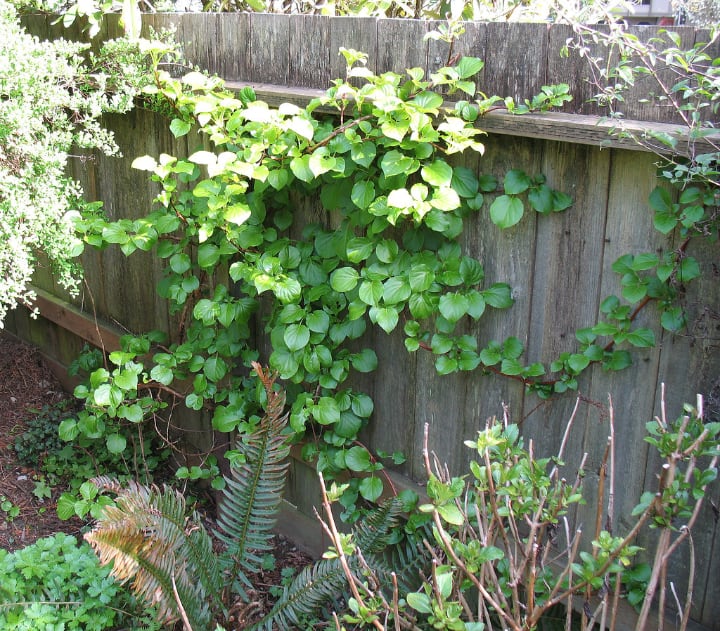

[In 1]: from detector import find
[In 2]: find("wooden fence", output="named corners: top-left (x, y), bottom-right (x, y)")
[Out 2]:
top-left (10, 14), bottom-right (720, 630)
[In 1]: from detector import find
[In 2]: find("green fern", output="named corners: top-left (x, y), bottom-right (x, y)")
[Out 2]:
top-left (216, 367), bottom-right (291, 597)
top-left (84, 364), bottom-right (291, 629)
top-left (254, 497), bottom-right (432, 630)
top-left (84, 478), bottom-right (222, 629)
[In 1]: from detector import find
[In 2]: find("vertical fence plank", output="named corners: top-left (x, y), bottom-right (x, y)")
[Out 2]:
top-left (329, 16), bottom-right (378, 78)
top-left (483, 23), bottom-right (549, 104)
top-left (580, 149), bottom-right (665, 542)
top-left (376, 17), bottom-right (428, 75)
top-left (214, 12), bottom-right (252, 81)
top-left (521, 141), bottom-right (611, 464)
top-left (288, 15), bottom-right (331, 88)
top-left (248, 13), bottom-right (291, 85)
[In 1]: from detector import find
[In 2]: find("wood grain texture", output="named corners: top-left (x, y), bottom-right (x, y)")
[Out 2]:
top-left (248, 13), bottom-right (291, 85)
top-left (288, 14), bottom-right (331, 88)
top-left (376, 17), bottom-right (428, 75)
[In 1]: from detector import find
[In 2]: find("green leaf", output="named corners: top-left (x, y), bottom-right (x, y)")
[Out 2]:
top-left (307, 310), bottom-right (330, 333)
top-left (351, 180), bottom-right (376, 210)
top-left (409, 265), bottom-right (435, 292)
top-left (284, 323), bottom-right (311, 352)
top-left (345, 445), bottom-right (372, 471)
top-left (503, 169), bottom-right (531, 195)
top-left (626, 328), bottom-right (655, 348)
top-left (106, 433), bottom-right (127, 454)
top-left (604, 350), bottom-right (632, 371)
top-left (430, 186), bottom-right (461, 211)
top-left (204, 356), bottom-right (228, 381)
top-left (437, 503), bottom-right (465, 525)
top-left (330, 267), bottom-right (360, 292)
top-left (352, 394), bottom-right (374, 418)
top-left (197, 243), bottom-right (220, 269)
top-left (660, 306), bottom-right (685, 332)
top-left (352, 348), bottom-right (378, 373)
top-left (421, 160), bottom-right (453, 187)
top-left (313, 397), bottom-right (341, 425)
top-left (290, 155), bottom-right (314, 182)
top-left (482, 283), bottom-right (513, 309)
top-left (150, 364), bottom-right (174, 385)
top-left (456, 56), bottom-right (484, 79)
top-left (383, 276), bottom-right (411, 305)
top-left (407, 592), bottom-right (432, 614)
top-left (490, 195), bottom-right (524, 228)
top-left (380, 150), bottom-right (418, 178)
top-left (169, 118), bottom-right (192, 138)
top-left (412, 90), bottom-right (444, 110)
top-left (439, 293), bottom-right (469, 323)
top-left (372, 306), bottom-right (399, 333)
top-left (350, 141), bottom-right (376, 168)
top-left (451, 166), bottom-right (480, 198)
top-left (359, 476), bottom-right (384, 502)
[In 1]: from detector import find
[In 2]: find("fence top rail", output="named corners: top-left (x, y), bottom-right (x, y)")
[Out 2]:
top-left (226, 81), bottom-right (720, 155)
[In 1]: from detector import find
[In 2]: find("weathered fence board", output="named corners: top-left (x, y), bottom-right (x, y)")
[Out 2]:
top-left (12, 14), bottom-right (720, 630)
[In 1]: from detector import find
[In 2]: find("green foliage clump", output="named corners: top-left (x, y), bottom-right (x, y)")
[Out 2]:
top-left (0, 0), bottom-right (176, 327)
top-left (13, 400), bottom-right (78, 467)
top-left (0, 533), bottom-right (130, 630)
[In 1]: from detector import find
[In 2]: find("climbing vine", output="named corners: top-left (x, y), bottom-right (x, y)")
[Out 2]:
top-left (70, 37), bottom-right (717, 508)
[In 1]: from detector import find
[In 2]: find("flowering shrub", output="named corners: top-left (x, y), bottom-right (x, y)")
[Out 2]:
top-left (0, 0), bottom-right (171, 325)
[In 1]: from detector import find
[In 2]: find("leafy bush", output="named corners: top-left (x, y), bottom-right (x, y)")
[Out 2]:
top-left (0, 533), bottom-right (128, 630)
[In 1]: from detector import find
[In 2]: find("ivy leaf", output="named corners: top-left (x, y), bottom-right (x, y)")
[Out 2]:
top-left (430, 187), bottom-right (461, 211)
top-left (371, 306), bottom-right (399, 333)
top-left (450, 166), bottom-right (480, 199)
top-left (352, 394), bottom-right (374, 418)
top-left (489, 195), bottom-right (524, 228)
top-left (380, 150), bottom-right (419, 178)
top-left (204, 356), bottom-right (228, 382)
top-left (350, 141), bottom-right (376, 168)
top-left (456, 56), bottom-right (484, 79)
top-left (482, 283), bottom-right (513, 309)
top-left (604, 350), bottom-right (632, 371)
top-left (197, 243), bottom-right (220, 269)
top-left (436, 355), bottom-right (459, 375)
top-left (409, 265), bottom-right (435, 292)
top-left (626, 328), bottom-right (655, 348)
top-left (306, 310), bottom-right (330, 333)
top-left (528, 184), bottom-right (554, 214)
top-left (290, 155), bottom-right (314, 182)
top-left (412, 91), bottom-right (444, 110)
top-left (106, 433), bottom-right (127, 454)
top-left (351, 348), bottom-right (378, 373)
top-left (383, 276), bottom-right (411, 305)
top-left (351, 180), bottom-right (376, 210)
top-left (284, 324), bottom-right (311, 352)
top-left (661, 306), bottom-right (685, 332)
top-left (150, 364), bottom-right (174, 385)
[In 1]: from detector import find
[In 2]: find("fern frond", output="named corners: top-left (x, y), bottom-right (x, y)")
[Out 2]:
top-left (217, 364), bottom-right (291, 597)
top-left (85, 478), bottom-right (223, 629)
top-left (248, 557), bottom-right (350, 631)
top-left (254, 498), bottom-right (429, 630)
